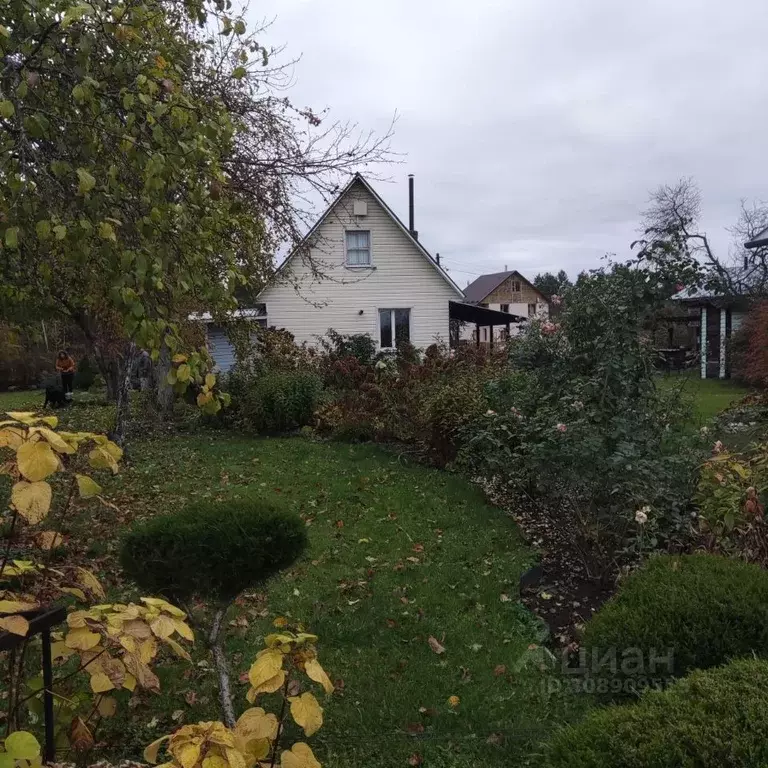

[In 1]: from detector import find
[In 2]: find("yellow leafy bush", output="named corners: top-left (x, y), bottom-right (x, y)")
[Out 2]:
top-left (147, 625), bottom-right (332, 768)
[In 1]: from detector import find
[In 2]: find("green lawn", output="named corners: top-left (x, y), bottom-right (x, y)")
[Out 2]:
top-left (0, 391), bottom-right (583, 767)
top-left (657, 372), bottom-right (751, 425)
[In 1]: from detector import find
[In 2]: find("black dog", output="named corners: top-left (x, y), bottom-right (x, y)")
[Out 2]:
top-left (43, 384), bottom-right (67, 408)
top-left (41, 374), bottom-right (68, 408)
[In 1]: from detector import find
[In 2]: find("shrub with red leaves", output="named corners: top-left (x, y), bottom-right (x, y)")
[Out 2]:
top-left (731, 302), bottom-right (768, 387)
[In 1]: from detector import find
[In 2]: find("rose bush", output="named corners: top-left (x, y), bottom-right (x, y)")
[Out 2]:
top-left (458, 265), bottom-right (706, 572)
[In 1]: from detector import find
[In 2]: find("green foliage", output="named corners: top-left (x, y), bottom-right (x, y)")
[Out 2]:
top-left (317, 329), bottom-right (377, 366)
top-left (0, 0), bottom-right (266, 367)
top-left (542, 659), bottom-right (768, 768)
top-left (74, 357), bottom-right (97, 391)
top-left (582, 554), bottom-right (768, 698)
top-left (225, 369), bottom-right (323, 433)
top-left (458, 265), bottom-right (706, 568)
top-left (120, 500), bottom-right (308, 602)
top-left (533, 269), bottom-right (571, 299)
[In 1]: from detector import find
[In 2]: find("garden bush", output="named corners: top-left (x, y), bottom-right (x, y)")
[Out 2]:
top-left (457, 265), bottom-right (706, 571)
top-left (542, 659), bottom-right (768, 768)
top-left (74, 356), bottom-right (97, 390)
top-left (581, 554), bottom-right (768, 697)
top-left (120, 500), bottom-right (308, 601)
top-left (226, 368), bottom-right (323, 433)
top-left (730, 300), bottom-right (768, 387)
top-left (316, 328), bottom-right (377, 365)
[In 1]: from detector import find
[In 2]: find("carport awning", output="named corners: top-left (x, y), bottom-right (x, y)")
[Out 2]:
top-left (449, 301), bottom-right (526, 326)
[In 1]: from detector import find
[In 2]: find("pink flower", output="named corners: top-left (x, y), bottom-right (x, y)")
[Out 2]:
top-left (541, 321), bottom-right (560, 336)
top-left (551, 295), bottom-right (563, 306)
top-left (556, 423), bottom-right (567, 433)
top-left (713, 440), bottom-right (724, 454)
top-left (674, 283), bottom-right (685, 293)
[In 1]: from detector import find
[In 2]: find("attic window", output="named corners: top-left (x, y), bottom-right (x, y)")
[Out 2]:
top-left (512, 280), bottom-right (521, 292)
top-left (346, 230), bottom-right (371, 266)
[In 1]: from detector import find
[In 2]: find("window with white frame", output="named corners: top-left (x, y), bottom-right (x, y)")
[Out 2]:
top-left (345, 230), bottom-right (371, 266)
top-left (379, 308), bottom-right (410, 348)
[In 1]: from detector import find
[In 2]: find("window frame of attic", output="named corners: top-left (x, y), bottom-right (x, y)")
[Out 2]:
top-left (345, 229), bottom-right (372, 267)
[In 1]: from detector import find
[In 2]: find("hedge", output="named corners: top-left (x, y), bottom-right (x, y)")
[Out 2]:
top-left (542, 659), bottom-right (768, 767)
top-left (581, 553), bottom-right (768, 699)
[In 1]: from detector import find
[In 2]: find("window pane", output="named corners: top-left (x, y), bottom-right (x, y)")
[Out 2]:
top-left (394, 309), bottom-right (410, 346)
top-left (379, 309), bottom-right (392, 348)
top-left (346, 231), bottom-right (371, 264)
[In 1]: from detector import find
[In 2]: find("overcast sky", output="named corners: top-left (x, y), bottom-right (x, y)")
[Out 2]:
top-left (250, 0), bottom-right (768, 287)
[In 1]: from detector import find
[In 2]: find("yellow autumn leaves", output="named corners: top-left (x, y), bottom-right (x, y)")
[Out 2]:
top-left (1, 411), bottom-right (122, 529)
top-left (59, 598), bottom-right (194, 697)
top-left (146, 629), bottom-right (332, 768)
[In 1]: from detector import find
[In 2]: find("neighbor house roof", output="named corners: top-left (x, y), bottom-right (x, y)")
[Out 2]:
top-left (673, 266), bottom-right (757, 302)
top-left (258, 173), bottom-right (464, 299)
top-left (463, 270), bottom-right (545, 304)
top-left (745, 225), bottom-right (768, 249)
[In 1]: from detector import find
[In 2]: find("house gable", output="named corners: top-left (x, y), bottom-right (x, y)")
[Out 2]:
top-left (483, 272), bottom-right (547, 306)
top-left (257, 177), bottom-right (463, 347)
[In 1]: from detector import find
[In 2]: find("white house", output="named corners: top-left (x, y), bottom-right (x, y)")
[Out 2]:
top-left (257, 174), bottom-right (464, 348)
top-left (202, 174), bottom-right (524, 370)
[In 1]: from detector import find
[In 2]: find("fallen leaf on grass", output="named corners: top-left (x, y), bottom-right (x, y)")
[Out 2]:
top-left (493, 664), bottom-right (507, 677)
top-left (405, 722), bottom-right (425, 734)
top-left (184, 691), bottom-right (198, 706)
top-left (499, 593), bottom-right (511, 602)
top-left (407, 754), bottom-right (423, 766)
top-left (427, 636), bottom-right (445, 654)
top-left (447, 695), bottom-right (460, 708)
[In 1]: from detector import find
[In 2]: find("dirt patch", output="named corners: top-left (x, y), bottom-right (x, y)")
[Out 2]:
top-left (498, 493), bottom-right (619, 650)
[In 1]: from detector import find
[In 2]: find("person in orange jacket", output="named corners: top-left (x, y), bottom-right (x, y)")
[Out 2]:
top-left (55, 350), bottom-right (76, 399)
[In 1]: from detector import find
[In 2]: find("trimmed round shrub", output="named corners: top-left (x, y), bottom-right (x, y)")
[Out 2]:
top-left (542, 659), bottom-right (768, 767)
top-left (120, 500), bottom-right (308, 602)
top-left (582, 554), bottom-right (768, 698)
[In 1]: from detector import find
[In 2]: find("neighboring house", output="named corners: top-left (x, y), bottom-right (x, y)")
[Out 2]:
top-left (202, 174), bottom-right (523, 370)
top-left (460, 270), bottom-right (549, 343)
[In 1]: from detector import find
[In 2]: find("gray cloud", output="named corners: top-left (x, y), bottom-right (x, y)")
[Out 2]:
top-left (250, 0), bottom-right (768, 285)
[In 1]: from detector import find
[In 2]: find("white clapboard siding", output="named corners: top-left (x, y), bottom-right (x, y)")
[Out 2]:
top-left (259, 179), bottom-right (461, 348)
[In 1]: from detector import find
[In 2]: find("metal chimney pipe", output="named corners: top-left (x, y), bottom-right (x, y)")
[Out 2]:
top-left (436, 252), bottom-right (440, 266)
top-left (408, 174), bottom-right (417, 239)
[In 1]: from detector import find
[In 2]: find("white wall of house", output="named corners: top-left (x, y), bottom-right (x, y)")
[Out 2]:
top-left (258, 179), bottom-right (462, 348)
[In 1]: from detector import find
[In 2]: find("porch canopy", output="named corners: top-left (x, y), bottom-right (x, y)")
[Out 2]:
top-left (449, 300), bottom-right (526, 348)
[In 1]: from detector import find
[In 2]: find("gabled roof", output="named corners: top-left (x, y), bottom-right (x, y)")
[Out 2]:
top-left (259, 173), bottom-right (464, 298)
top-left (463, 270), bottom-right (545, 303)
top-left (745, 225), bottom-right (768, 249)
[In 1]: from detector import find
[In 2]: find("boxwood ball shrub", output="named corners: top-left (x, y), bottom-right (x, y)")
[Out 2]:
top-left (582, 554), bottom-right (768, 698)
top-left (120, 500), bottom-right (308, 602)
top-left (542, 659), bottom-right (768, 768)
